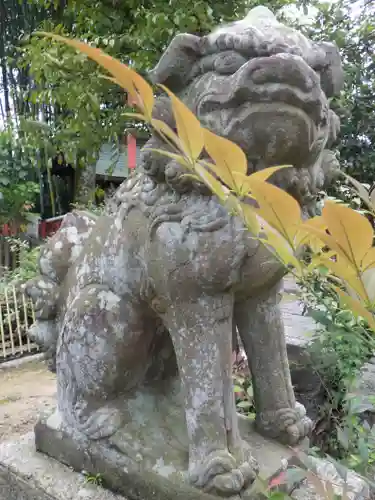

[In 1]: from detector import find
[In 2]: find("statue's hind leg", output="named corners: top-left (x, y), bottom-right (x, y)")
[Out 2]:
top-left (57, 284), bottom-right (155, 440)
top-left (235, 283), bottom-right (312, 446)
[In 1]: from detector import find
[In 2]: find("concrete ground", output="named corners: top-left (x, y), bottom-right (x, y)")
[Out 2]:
top-left (0, 359), bottom-right (56, 442)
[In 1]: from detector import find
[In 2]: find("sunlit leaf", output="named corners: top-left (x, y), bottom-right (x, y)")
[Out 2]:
top-left (247, 179), bottom-right (302, 245)
top-left (203, 129), bottom-right (247, 189)
top-left (232, 172), bottom-right (253, 196)
top-left (248, 165), bottom-right (293, 183)
top-left (124, 113), bottom-right (183, 152)
top-left (159, 85), bottom-right (203, 161)
top-left (301, 223), bottom-right (351, 265)
top-left (260, 223), bottom-right (302, 272)
top-left (239, 203), bottom-right (260, 235)
top-left (150, 118), bottom-right (182, 150)
top-left (145, 148), bottom-right (191, 168)
top-left (37, 32), bottom-right (154, 118)
top-left (334, 287), bottom-right (375, 332)
top-left (317, 255), bottom-right (365, 299)
top-left (295, 216), bottom-right (328, 250)
top-left (342, 173), bottom-right (371, 209)
top-left (322, 200), bottom-right (374, 268)
top-left (361, 268), bottom-right (375, 304)
top-left (361, 247), bottom-right (375, 271)
top-left (194, 163), bottom-right (228, 202)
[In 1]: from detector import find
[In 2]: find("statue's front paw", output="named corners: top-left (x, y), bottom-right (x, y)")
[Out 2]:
top-left (189, 449), bottom-right (258, 497)
top-left (256, 402), bottom-right (312, 446)
top-left (74, 403), bottom-right (123, 440)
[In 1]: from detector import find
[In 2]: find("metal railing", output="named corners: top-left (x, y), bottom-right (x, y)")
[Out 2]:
top-left (0, 285), bottom-right (38, 362)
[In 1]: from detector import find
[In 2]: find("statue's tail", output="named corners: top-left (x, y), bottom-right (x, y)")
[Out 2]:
top-left (23, 210), bottom-right (97, 370)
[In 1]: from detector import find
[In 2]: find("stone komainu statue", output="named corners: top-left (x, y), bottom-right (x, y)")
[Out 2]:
top-left (25, 7), bottom-right (343, 498)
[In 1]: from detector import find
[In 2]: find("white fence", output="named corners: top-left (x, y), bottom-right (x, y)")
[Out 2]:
top-left (0, 286), bottom-right (38, 361)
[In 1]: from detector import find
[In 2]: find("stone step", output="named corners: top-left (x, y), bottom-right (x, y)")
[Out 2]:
top-left (280, 280), bottom-right (375, 416)
top-left (0, 431), bottom-right (368, 500)
top-left (0, 433), bottom-right (124, 500)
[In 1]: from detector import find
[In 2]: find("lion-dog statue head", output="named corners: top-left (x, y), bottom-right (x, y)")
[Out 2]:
top-left (140, 6), bottom-right (343, 217)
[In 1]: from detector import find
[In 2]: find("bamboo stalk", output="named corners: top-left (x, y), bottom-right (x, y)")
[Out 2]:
top-left (29, 299), bottom-right (38, 351)
top-left (4, 287), bottom-right (15, 356)
top-left (13, 286), bottom-right (23, 354)
top-left (22, 292), bottom-right (31, 352)
top-left (0, 303), bottom-right (6, 358)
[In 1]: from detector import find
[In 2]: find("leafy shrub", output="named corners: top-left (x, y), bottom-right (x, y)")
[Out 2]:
top-left (0, 130), bottom-right (40, 227)
top-left (0, 238), bottom-right (39, 296)
top-left (300, 272), bottom-right (375, 470)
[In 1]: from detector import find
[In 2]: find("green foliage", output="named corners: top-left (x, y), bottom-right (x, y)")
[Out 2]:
top-left (233, 375), bottom-right (256, 420)
top-left (16, 0), bottom-right (304, 202)
top-left (299, 271), bottom-right (375, 476)
top-left (83, 471), bottom-right (103, 486)
top-left (0, 238), bottom-right (40, 295)
top-left (303, 0), bottom-right (375, 183)
top-left (20, 24), bottom-right (128, 168)
top-left (0, 129), bottom-right (40, 226)
top-left (336, 395), bottom-right (375, 477)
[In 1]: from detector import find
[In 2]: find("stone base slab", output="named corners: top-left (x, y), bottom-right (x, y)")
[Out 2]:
top-left (32, 408), bottom-right (303, 500)
top-left (0, 429), bottom-right (369, 500)
top-left (0, 432), bottom-right (124, 500)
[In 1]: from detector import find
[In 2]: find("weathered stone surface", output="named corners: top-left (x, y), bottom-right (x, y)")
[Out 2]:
top-left (24, 5), bottom-right (344, 498)
top-left (0, 433), bottom-right (124, 500)
top-left (291, 457), bottom-right (370, 500)
top-left (34, 406), bottom-right (307, 500)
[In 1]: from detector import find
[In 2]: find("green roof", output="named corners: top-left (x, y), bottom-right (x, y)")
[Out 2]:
top-left (95, 141), bottom-right (146, 180)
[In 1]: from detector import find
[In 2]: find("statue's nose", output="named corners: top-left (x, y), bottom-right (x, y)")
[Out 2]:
top-left (232, 54), bottom-right (319, 94)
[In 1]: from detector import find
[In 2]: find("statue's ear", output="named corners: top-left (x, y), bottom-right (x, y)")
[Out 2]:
top-left (149, 33), bottom-right (202, 92)
top-left (315, 41), bottom-right (344, 97)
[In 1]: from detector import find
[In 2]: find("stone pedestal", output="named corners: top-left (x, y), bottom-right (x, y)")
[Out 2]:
top-left (0, 433), bottom-right (123, 500)
top-left (33, 407), bottom-right (301, 500)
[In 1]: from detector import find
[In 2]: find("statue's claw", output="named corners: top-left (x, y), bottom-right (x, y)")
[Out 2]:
top-left (73, 403), bottom-right (124, 440)
top-left (256, 402), bottom-right (312, 446)
top-left (189, 449), bottom-right (258, 497)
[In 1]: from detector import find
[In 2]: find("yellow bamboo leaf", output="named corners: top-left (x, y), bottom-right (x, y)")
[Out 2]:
top-left (334, 287), bottom-right (375, 332)
top-left (300, 223), bottom-right (351, 264)
top-left (159, 85), bottom-right (203, 161)
top-left (144, 148), bottom-right (191, 168)
top-left (295, 216), bottom-right (328, 250)
top-left (123, 113), bottom-right (182, 151)
top-left (150, 118), bottom-right (183, 150)
top-left (202, 128), bottom-right (247, 190)
top-left (247, 179), bottom-right (302, 245)
top-left (248, 165), bottom-right (293, 183)
top-left (38, 32), bottom-right (154, 118)
top-left (361, 268), bottom-right (375, 304)
top-left (194, 163), bottom-right (228, 202)
top-left (342, 173), bottom-right (371, 208)
top-left (231, 172), bottom-right (253, 196)
top-left (322, 200), bottom-right (374, 268)
top-left (122, 112), bottom-right (147, 121)
top-left (259, 223), bottom-right (302, 272)
top-left (200, 158), bottom-right (234, 191)
top-left (361, 247), bottom-right (375, 271)
top-left (239, 203), bottom-right (260, 235)
top-left (318, 256), bottom-right (365, 299)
